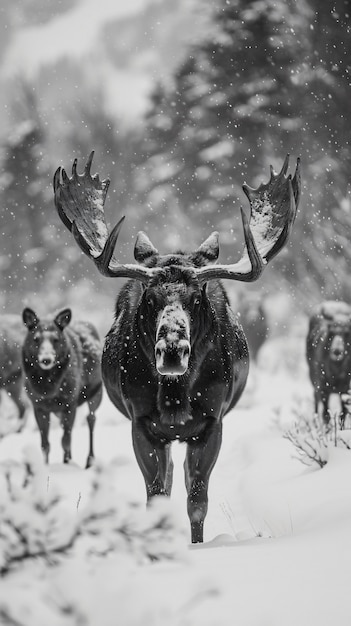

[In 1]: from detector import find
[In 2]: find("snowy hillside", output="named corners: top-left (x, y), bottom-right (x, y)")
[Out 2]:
top-left (1, 331), bottom-right (351, 626)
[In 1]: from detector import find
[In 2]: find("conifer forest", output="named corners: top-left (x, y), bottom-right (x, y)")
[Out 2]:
top-left (0, 0), bottom-right (350, 326)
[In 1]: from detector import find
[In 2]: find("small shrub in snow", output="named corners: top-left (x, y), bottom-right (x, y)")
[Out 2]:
top-left (284, 409), bottom-right (329, 468)
top-left (78, 462), bottom-right (187, 562)
top-left (0, 447), bottom-right (78, 573)
top-left (336, 435), bottom-right (351, 450)
top-left (137, 495), bottom-right (188, 562)
top-left (0, 453), bottom-right (187, 575)
top-left (284, 394), bottom-right (351, 468)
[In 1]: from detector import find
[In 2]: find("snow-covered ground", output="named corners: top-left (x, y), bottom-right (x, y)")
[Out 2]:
top-left (1, 333), bottom-right (351, 626)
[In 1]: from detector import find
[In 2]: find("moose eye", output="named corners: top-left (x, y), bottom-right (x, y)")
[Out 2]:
top-left (193, 297), bottom-right (201, 307)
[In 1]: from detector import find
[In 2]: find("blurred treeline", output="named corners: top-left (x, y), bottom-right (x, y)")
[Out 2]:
top-left (0, 0), bottom-right (350, 322)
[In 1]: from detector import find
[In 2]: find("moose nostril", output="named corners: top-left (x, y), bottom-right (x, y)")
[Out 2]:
top-left (332, 346), bottom-right (342, 354)
top-left (155, 340), bottom-right (166, 361)
top-left (183, 344), bottom-right (190, 358)
top-left (179, 341), bottom-right (191, 361)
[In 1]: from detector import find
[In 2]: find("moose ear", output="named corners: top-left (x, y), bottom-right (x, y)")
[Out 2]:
top-left (55, 308), bottom-right (72, 330)
top-left (134, 231), bottom-right (158, 264)
top-left (23, 307), bottom-right (39, 330)
top-left (195, 232), bottom-right (219, 263)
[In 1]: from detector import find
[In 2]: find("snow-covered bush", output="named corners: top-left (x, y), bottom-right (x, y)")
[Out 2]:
top-left (283, 393), bottom-right (351, 467)
top-left (0, 449), bottom-right (187, 575)
top-left (284, 406), bottom-right (329, 468)
top-left (78, 460), bottom-right (187, 563)
top-left (0, 446), bottom-right (78, 572)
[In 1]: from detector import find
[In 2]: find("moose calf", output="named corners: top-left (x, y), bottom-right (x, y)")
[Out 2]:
top-left (306, 300), bottom-right (351, 428)
top-left (22, 307), bottom-right (103, 467)
top-left (0, 314), bottom-right (29, 428)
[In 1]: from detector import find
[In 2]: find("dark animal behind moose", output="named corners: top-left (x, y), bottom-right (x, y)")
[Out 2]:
top-left (237, 294), bottom-right (268, 361)
top-left (0, 314), bottom-right (29, 428)
top-left (307, 300), bottom-right (351, 429)
top-left (22, 307), bottom-right (103, 468)
top-left (53, 152), bottom-right (301, 542)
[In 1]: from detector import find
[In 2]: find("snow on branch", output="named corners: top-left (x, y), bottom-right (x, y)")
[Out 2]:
top-left (283, 392), bottom-right (351, 469)
top-left (0, 447), bottom-right (78, 573)
top-left (336, 435), bottom-right (351, 450)
top-left (0, 450), bottom-right (187, 575)
top-left (284, 406), bottom-right (329, 469)
top-left (78, 461), bottom-right (187, 563)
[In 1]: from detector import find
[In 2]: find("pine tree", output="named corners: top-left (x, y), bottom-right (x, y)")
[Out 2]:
top-left (0, 120), bottom-right (52, 309)
top-left (140, 0), bottom-right (351, 304)
top-left (286, 0), bottom-right (351, 303)
top-left (140, 0), bottom-right (308, 256)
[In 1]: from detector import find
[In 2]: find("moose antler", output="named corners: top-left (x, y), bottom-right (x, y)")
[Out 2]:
top-left (54, 152), bottom-right (300, 284)
top-left (53, 152), bottom-right (156, 282)
top-left (194, 155), bottom-right (300, 283)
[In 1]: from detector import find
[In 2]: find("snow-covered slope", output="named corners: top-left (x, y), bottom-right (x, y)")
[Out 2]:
top-left (1, 333), bottom-right (351, 625)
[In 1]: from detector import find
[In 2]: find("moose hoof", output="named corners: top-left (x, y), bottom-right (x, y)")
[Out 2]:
top-left (85, 456), bottom-right (95, 469)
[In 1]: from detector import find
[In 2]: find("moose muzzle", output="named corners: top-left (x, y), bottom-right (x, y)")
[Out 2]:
top-left (38, 338), bottom-right (56, 370)
top-left (155, 304), bottom-right (191, 376)
top-left (330, 334), bottom-right (346, 362)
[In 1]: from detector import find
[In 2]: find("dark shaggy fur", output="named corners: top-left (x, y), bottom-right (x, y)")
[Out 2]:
top-left (0, 314), bottom-right (29, 427)
top-left (102, 248), bottom-right (249, 543)
top-left (306, 300), bottom-right (351, 428)
top-left (238, 296), bottom-right (268, 361)
top-left (22, 308), bottom-right (103, 468)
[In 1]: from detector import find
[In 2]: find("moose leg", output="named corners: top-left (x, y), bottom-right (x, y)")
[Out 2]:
top-left (339, 400), bottom-right (347, 430)
top-left (132, 420), bottom-right (173, 498)
top-left (34, 408), bottom-right (51, 463)
top-left (184, 420), bottom-right (222, 544)
top-left (61, 410), bottom-right (76, 464)
top-left (9, 377), bottom-right (28, 431)
top-left (159, 443), bottom-right (173, 495)
top-left (316, 392), bottom-right (330, 426)
top-left (85, 385), bottom-right (102, 469)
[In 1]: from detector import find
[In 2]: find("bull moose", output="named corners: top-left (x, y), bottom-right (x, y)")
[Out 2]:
top-left (53, 152), bottom-right (300, 542)
top-left (307, 300), bottom-right (351, 429)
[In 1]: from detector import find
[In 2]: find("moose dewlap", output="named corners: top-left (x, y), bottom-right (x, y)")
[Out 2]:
top-left (53, 151), bottom-right (301, 542)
